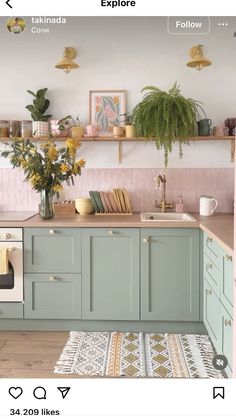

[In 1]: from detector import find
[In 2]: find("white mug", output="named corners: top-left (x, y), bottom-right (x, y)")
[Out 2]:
top-left (200, 196), bottom-right (218, 216)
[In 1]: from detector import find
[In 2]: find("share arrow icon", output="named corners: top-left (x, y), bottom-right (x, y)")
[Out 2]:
top-left (57, 387), bottom-right (71, 399)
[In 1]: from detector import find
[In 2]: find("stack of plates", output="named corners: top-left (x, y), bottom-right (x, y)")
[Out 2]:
top-left (213, 126), bottom-right (229, 136)
top-left (89, 189), bottom-right (132, 214)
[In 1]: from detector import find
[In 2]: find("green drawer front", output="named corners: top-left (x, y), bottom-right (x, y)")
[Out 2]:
top-left (204, 232), bottom-right (221, 270)
top-left (0, 303), bottom-right (23, 319)
top-left (24, 273), bottom-right (81, 319)
top-left (204, 279), bottom-right (221, 354)
top-left (221, 252), bottom-right (233, 318)
top-left (203, 253), bottom-right (220, 297)
top-left (24, 228), bottom-right (81, 273)
top-left (221, 303), bottom-right (233, 377)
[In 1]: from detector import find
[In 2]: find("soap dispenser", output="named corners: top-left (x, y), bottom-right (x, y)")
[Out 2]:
top-left (175, 196), bottom-right (184, 213)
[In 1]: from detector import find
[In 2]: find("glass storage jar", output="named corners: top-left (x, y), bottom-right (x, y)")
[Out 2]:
top-left (10, 120), bottom-right (21, 137)
top-left (0, 121), bottom-right (9, 137)
top-left (21, 120), bottom-right (32, 138)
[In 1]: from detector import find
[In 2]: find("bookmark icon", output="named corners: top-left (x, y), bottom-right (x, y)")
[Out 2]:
top-left (57, 387), bottom-right (71, 399)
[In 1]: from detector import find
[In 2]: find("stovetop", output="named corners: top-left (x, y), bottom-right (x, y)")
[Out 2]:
top-left (0, 212), bottom-right (37, 221)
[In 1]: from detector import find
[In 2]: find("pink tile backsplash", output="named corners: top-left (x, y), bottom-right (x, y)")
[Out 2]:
top-left (0, 168), bottom-right (234, 213)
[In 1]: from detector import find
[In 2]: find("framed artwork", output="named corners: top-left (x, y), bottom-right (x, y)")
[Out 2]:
top-left (89, 90), bottom-right (126, 135)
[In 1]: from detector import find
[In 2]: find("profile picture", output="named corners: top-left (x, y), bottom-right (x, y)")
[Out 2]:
top-left (6, 17), bottom-right (25, 34)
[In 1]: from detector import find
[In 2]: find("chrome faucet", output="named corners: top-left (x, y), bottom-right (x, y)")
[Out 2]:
top-left (154, 174), bottom-right (174, 213)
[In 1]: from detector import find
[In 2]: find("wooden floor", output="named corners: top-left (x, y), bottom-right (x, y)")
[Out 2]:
top-left (0, 331), bottom-right (77, 378)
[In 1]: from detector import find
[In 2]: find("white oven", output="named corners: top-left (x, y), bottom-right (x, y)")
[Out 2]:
top-left (0, 228), bottom-right (23, 302)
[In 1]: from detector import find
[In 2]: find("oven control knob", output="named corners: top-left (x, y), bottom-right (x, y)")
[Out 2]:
top-left (4, 233), bottom-right (11, 240)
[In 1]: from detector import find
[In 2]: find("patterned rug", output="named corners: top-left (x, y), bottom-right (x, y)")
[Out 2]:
top-left (54, 332), bottom-right (225, 378)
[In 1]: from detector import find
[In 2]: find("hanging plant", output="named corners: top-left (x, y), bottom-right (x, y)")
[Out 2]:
top-left (132, 83), bottom-right (205, 166)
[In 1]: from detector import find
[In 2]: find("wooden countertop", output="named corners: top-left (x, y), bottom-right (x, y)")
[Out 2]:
top-left (0, 212), bottom-right (233, 256)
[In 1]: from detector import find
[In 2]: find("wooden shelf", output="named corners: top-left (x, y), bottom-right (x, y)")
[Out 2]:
top-left (1, 136), bottom-right (234, 163)
top-left (0, 135), bottom-right (235, 142)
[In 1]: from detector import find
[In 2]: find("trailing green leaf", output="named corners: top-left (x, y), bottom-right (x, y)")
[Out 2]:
top-left (133, 83), bottom-right (205, 167)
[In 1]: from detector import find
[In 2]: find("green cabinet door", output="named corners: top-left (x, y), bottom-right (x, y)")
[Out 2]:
top-left (141, 228), bottom-right (200, 321)
top-left (221, 252), bottom-right (233, 318)
top-left (204, 279), bottom-right (221, 353)
top-left (24, 273), bottom-right (81, 319)
top-left (221, 303), bottom-right (233, 377)
top-left (82, 228), bottom-right (139, 320)
top-left (24, 228), bottom-right (81, 273)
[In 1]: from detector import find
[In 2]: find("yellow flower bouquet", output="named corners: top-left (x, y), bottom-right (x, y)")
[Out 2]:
top-left (1, 139), bottom-right (86, 219)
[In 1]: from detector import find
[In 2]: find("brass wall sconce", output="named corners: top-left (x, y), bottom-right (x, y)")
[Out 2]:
top-left (187, 44), bottom-right (212, 71)
top-left (55, 47), bottom-right (79, 73)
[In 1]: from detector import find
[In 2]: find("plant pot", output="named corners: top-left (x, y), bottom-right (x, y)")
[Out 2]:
top-left (125, 125), bottom-right (136, 138)
top-left (39, 190), bottom-right (54, 220)
top-left (71, 126), bottom-right (84, 139)
top-left (113, 126), bottom-right (125, 137)
top-left (32, 121), bottom-right (49, 138)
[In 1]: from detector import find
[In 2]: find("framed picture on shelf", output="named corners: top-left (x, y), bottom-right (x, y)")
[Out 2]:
top-left (89, 90), bottom-right (126, 136)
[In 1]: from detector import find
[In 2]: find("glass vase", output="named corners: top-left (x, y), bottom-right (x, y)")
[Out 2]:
top-left (39, 190), bottom-right (54, 220)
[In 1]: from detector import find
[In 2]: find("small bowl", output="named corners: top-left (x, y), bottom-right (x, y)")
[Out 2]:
top-left (75, 198), bottom-right (94, 215)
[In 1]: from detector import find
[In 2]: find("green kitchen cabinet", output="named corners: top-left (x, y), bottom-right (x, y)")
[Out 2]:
top-left (0, 303), bottom-right (23, 319)
top-left (141, 228), bottom-right (200, 321)
top-left (203, 279), bottom-right (221, 353)
top-left (221, 251), bottom-right (233, 318)
top-left (203, 232), bottom-right (234, 376)
top-left (24, 228), bottom-right (81, 273)
top-left (24, 273), bottom-right (81, 319)
top-left (82, 228), bottom-right (139, 320)
top-left (221, 303), bottom-right (233, 377)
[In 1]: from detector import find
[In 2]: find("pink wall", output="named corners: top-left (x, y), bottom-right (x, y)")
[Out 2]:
top-left (0, 167), bottom-right (234, 213)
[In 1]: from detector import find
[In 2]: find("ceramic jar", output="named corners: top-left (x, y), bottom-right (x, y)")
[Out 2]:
top-left (125, 125), bottom-right (136, 138)
top-left (71, 126), bottom-right (84, 139)
top-left (113, 126), bottom-right (125, 137)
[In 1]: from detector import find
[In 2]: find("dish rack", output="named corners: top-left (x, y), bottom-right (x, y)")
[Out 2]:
top-left (89, 189), bottom-right (132, 215)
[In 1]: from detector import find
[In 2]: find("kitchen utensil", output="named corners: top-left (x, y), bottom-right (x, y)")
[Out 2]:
top-left (200, 195), bottom-right (218, 216)
top-left (75, 198), bottom-right (93, 215)
top-left (225, 118), bottom-right (236, 136)
top-left (89, 191), bottom-right (100, 213)
top-left (117, 189), bottom-right (127, 213)
top-left (113, 190), bottom-right (122, 213)
top-left (103, 192), bottom-right (113, 212)
top-left (86, 125), bottom-right (97, 137)
top-left (122, 188), bottom-right (132, 213)
top-left (108, 192), bottom-right (118, 212)
top-left (197, 119), bottom-right (212, 136)
top-left (99, 192), bottom-right (109, 213)
top-left (93, 191), bottom-right (105, 213)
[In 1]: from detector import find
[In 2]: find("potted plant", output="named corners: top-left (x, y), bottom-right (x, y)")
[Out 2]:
top-left (26, 88), bottom-right (52, 137)
top-left (1, 139), bottom-right (86, 220)
top-left (132, 83), bottom-right (205, 166)
top-left (120, 113), bottom-right (136, 138)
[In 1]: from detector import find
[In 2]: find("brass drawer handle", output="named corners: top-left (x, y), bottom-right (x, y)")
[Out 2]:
top-left (206, 263), bottom-right (212, 269)
top-left (206, 289), bottom-right (212, 296)
top-left (142, 238), bottom-right (149, 244)
top-left (225, 255), bottom-right (232, 262)
top-left (206, 237), bottom-right (213, 244)
top-left (49, 229), bottom-right (55, 235)
top-left (107, 230), bottom-right (114, 235)
top-left (225, 319), bottom-right (232, 327)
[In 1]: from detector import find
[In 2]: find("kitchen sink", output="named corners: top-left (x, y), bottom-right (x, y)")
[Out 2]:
top-left (140, 212), bottom-right (196, 222)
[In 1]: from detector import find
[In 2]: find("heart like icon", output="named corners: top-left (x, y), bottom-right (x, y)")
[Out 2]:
top-left (9, 387), bottom-right (23, 399)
